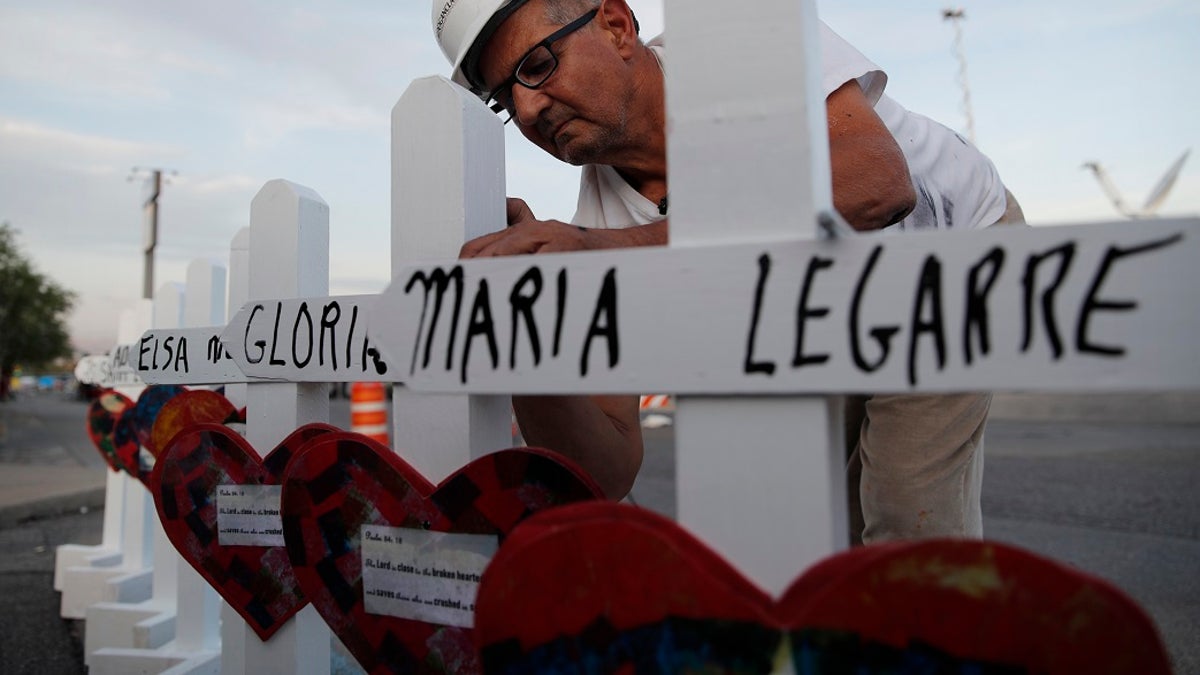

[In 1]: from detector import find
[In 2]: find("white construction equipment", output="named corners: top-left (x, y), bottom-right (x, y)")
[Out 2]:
top-left (1083, 149), bottom-right (1190, 219)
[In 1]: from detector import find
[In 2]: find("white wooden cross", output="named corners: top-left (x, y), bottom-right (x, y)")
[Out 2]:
top-left (56, 301), bottom-right (153, 619)
top-left (135, 187), bottom-right (344, 674)
top-left (368, 0), bottom-right (1200, 600)
top-left (85, 266), bottom-right (227, 674)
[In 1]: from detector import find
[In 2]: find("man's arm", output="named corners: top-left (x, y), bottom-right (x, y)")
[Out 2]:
top-left (513, 394), bottom-right (643, 500)
top-left (826, 80), bottom-right (917, 231)
top-left (460, 198), bottom-right (658, 500)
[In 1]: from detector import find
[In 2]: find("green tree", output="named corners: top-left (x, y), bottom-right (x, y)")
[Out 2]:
top-left (0, 223), bottom-right (76, 400)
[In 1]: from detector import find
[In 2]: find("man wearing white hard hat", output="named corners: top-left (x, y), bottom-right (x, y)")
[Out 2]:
top-left (432, 0), bottom-right (1024, 543)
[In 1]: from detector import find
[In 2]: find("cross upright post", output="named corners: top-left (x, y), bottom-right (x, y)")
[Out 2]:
top-left (221, 180), bottom-right (332, 675)
top-left (58, 303), bottom-right (152, 624)
top-left (389, 76), bottom-right (512, 480)
top-left (164, 260), bottom-right (226, 658)
top-left (665, 0), bottom-right (848, 593)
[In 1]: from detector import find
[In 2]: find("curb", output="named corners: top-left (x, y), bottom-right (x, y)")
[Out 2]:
top-left (0, 486), bottom-right (107, 529)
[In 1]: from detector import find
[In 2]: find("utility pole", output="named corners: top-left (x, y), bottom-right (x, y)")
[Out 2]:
top-left (129, 167), bottom-right (175, 299)
top-left (942, 8), bottom-right (976, 145)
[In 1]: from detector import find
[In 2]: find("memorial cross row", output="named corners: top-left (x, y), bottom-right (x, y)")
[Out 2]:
top-left (64, 0), bottom-right (1196, 670)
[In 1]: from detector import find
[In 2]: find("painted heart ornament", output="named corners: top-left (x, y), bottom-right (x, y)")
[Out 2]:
top-left (86, 390), bottom-right (141, 478)
top-left (130, 385), bottom-right (189, 452)
top-left (474, 502), bottom-right (1171, 674)
top-left (280, 434), bottom-right (602, 674)
top-left (152, 422), bottom-right (339, 640)
top-left (149, 389), bottom-right (240, 459)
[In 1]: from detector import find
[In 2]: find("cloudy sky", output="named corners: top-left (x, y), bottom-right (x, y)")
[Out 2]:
top-left (1, 0), bottom-right (1197, 355)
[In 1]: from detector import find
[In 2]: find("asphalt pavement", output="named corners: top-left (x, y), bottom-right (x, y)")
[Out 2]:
top-left (1, 390), bottom-right (1197, 673)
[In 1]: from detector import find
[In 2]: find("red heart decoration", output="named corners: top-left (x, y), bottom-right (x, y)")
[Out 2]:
top-left (782, 538), bottom-right (1170, 674)
top-left (149, 389), bottom-right (239, 458)
top-left (475, 502), bottom-right (1171, 674)
top-left (280, 434), bottom-right (602, 674)
top-left (130, 385), bottom-right (189, 451)
top-left (86, 390), bottom-right (142, 479)
top-left (152, 422), bottom-right (339, 640)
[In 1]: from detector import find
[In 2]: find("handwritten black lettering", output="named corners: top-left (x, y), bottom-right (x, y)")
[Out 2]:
top-left (113, 344), bottom-right (133, 368)
top-left (405, 264), bottom-right (623, 383)
top-left (1076, 234), bottom-right (1184, 357)
top-left (268, 302), bottom-right (287, 366)
top-left (346, 304), bottom-right (359, 371)
top-left (461, 280), bottom-right (499, 385)
top-left (849, 245), bottom-right (900, 373)
top-left (245, 304), bottom-right (266, 365)
top-left (406, 266), bottom-right (465, 375)
top-left (207, 335), bottom-right (227, 364)
top-left (907, 256), bottom-right (947, 387)
top-left (138, 336), bottom-right (152, 371)
top-left (136, 334), bottom-right (188, 373)
top-left (291, 302), bottom-right (314, 368)
top-left (963, 247), bottom-right (1005, 366)
top-left (793, 256), bottom-right (834, 368)
top-left (580, 268), bottom-right (619, 377)
top-left (744, 253), bottom-right (777, 376)
top-left (1021, 243), bottom-right (1076, 359)
top-left (172, 336), bottom-right (189, 373)
top-left (553, 269), bottom-right (567, 358)
top-left (320, 302), bottom-right (340, 370)
top-left (366, 345), bottom-right (388, 376)
top-left (509, 267), bottom-right (543, 369)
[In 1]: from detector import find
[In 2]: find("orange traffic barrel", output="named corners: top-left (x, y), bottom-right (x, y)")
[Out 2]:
top-left (350, 382), bottom-right (389, 446)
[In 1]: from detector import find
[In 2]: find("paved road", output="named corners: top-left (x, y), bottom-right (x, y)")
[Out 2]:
top-left (1, 391), bottom-right (1197, 673)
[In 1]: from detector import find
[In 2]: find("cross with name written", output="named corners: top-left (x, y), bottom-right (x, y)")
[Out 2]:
top-left (364, 0), bottom-right (1200, 599)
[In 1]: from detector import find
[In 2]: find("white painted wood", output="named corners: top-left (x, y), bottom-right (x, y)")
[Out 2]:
top-left (221, 295), bottom-right (394, 382)
top-left (372, 219), bottom-right (1200, 394)
top-left (145, 281), bottom-right (187, 645)
top-left (222, 228), bottom-right (251, 412)
top-left (141, 231), bottom-right (255, 387)
top-left (109, 300), bottom-right (154, 595)
top-left (89, 647), bottom-right (222, 675)
top-left (387, 76), bottom-right (510, 483)
top-left (79, 302), bottom-right (156, 664)
top-left (58, 303), bottom-right (154, 617)
top-left (92, 278), bottom-right (207, 664)
top-left (221, 180), bottom-right (331, 675)
top-left (219, 228), bottom-right (255, 671)
top-left (666, 0), bottom-right (843, 596)
top-left (54, 469), bottom-right (124, 593)
top-left (88, 240), bottom-right (245, 673)
top-left (165, 261), bottom-right (225, 659)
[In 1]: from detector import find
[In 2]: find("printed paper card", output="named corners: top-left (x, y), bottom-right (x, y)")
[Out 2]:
top-left (217, 484), bottom-right (285, 547)
top-left (361, 525), bottom-right (497, 629)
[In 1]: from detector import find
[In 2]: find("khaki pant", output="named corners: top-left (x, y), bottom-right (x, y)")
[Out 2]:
top-left (845, 188), bottom-right (1025, 545)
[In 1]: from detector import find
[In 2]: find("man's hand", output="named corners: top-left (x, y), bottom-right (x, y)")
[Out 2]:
top-left (460, 198), bottom-right (593, 258)
top-left (460, 197), bottom-right (668, 259)
top-left (452, 197), bottom-right (663, 501)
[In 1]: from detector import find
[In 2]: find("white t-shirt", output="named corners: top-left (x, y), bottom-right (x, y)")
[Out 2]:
top-left (572, 23), bottom-right (1007, 233)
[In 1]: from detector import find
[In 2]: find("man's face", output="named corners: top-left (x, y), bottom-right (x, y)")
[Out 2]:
top-left (477, 0), bottom-right (631, 166)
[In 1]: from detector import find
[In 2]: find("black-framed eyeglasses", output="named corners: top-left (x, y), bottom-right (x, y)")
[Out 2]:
top-left (484, 8), bottom-right (599, 125)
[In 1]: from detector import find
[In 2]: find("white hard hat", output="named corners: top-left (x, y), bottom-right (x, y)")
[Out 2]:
top-left (432, 0), bottom-right (532, 93)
